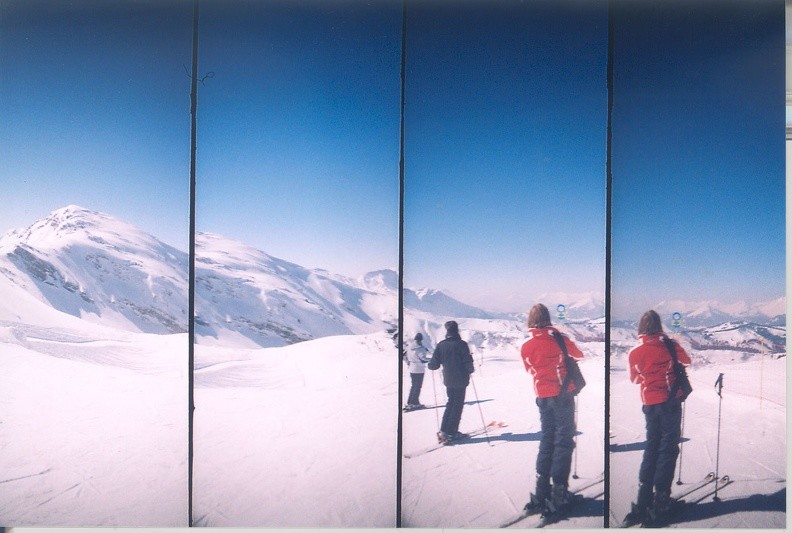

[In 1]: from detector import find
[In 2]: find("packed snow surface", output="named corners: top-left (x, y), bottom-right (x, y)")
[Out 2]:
top-left (192, 332), bottom-right (397, 527)
top-left (0, 322), bottom-right (188, 526)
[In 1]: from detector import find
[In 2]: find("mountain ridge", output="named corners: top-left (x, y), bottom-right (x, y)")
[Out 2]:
top-left (0, 206), bottom-right (784, 351)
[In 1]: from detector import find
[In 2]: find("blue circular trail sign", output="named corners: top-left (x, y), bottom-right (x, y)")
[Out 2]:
top-left (557, 304), bottom-right (566, 321)
top-left (672, 312), bottom-right (682, 331)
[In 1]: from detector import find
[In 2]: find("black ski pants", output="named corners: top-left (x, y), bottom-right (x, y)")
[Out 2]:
top-left (536, 394), bottom-right (576, 486)
top-left (639, 398), bottom-right (682, 495)
top-left (407, 373), bottom-right (424, 405)
top-left (441, 386), bottom-right (466, 435)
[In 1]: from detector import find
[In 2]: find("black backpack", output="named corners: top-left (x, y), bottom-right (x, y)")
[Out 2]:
top-left (662, 336), bottom-right (693, 401)
top-left (551, 330), bottom-right (586, 396)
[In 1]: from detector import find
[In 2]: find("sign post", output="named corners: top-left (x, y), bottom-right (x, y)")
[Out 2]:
top-left (556, 303), bottom-right (567, 323)
top-left (671, 312), bottom-right (682, 337)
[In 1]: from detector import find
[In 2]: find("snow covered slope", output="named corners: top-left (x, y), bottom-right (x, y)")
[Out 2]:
top-left (0, 205), bottom-right (188, 334)
top-left (0, 322), bottom-right (188, 526)
top-left (194, 232), bottom-right (398, 347)
top-left (192, 332), bottom-right (397, 527)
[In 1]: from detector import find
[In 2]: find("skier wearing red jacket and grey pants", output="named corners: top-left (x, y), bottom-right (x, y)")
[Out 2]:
top-left (520, 303), bottom-right (584, 516)
top-left (624, 310), bottom-right (692, 527)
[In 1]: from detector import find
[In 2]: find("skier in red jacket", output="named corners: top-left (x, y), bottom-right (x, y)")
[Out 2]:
top-left (623, 310), bottom-right (692, 527)
top-left (520, 303), bottom-right (585, 517)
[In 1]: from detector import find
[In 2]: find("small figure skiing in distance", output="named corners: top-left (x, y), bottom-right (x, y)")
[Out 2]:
top-left (427, 320), bottom-right (475, 444)
top-left (520, 303), bottom-right (586, 520)
top-left (622, 310), bottom-right (692, 528)
top-left (404, 332), bottom-right (431, 411)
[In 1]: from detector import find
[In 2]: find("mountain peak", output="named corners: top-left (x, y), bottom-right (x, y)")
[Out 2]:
top-left (362, 269), bottom-right (398, 291)
top-left (2, 206), bottom-right (173, 258)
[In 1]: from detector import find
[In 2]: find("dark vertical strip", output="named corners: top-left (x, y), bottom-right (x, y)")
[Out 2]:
top-left (188, 0), bottom-right (199, 527)
top-left (604, 0), bottom-right (614, 528)
top-left (396, 0), bottom-right (407, 528)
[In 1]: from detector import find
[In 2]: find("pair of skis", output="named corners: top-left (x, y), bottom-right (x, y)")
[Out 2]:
top-left (619, 471), bottom-right (732, 528)
top-left (402, 420), bottom-right (506, 459)
top-left (682, 474), bottom-right (732, 505)
top-left (498, 473), bottom-right (605, 528)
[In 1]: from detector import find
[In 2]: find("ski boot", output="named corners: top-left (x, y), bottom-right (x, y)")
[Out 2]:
top-left (436, 431), bottom-right (449, 444)
top-left (543, 483), bottom-right (577, 517)
top-left (522, 474), bottom-right (551, 515)
top-left (448, 431), bottom-right (469, 441)
top-left (620, 502), bottom-right (646, 528)
top-left (644, 490), bottom-right (673, 527)
top-left (620, 482), bottom-right (653, 527)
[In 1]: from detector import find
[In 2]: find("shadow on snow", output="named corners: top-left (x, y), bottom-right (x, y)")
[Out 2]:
top-left (566, 496), bottom-right (606, 522)
top-left (610, 436), bottom-right (690, 453)
top-left (445, 430), bottom-right (544, 445)
top-left (679, 486), bottom-right (785, 522)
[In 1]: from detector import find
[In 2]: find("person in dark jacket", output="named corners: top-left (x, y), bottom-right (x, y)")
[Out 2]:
top-left (520, 303), bottom-right (585, 517)
top-left (428, 320), bottom-right (474, 444)
top-left (623, 310), bottom-right (692, 527)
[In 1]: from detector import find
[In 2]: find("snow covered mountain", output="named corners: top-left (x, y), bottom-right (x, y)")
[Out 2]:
top-left (194, 233), bottom-right (397, 347)
top-left (0, 205), bottom-right (188, 333)
top-left (536, 291), bottom-right (605, 318)
top-left (0, 206), bottom-right (497, 347)
top-left (0, 206), bottom-right (783, 355)
top-left (645, 298), bottom-right (785, 328)
top-left (404, 288), bottom-right (501, 320)
top-left (610, 320), bottom-right (786, 367)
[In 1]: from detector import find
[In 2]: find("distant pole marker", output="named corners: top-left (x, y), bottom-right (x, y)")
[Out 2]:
top-left (672, 312), bottom-right (682, 334)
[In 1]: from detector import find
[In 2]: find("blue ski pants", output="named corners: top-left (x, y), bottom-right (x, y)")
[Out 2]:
top-left (441, 386), bottom-right (466, 435)
top-left (536, 394), bottom-right (576, 486)
top-left (639, 398), bottom-right (682, 495)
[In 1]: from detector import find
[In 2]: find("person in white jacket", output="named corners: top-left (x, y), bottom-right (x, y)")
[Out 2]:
top-left (405, 332), bottom-right (431, 410)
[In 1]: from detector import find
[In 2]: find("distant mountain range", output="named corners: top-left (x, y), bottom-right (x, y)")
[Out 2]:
top-left (0, 206), bottom-right (505, 347)
top-left (651, 299), bottom-right (786, 328)
top-left (0, 206), bottom-right (784, 354)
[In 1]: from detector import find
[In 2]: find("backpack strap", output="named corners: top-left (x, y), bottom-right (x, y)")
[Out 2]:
top-left (551, 330), bottom-right (574, 395)
top-left (661, 336), bottom-right (681, 400)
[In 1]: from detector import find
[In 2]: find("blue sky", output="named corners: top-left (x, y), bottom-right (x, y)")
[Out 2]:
top-left (0, 0), bottom-right (784, 319)
top-left (404, 1), bottom-right (608, 312)
top-left (195, 0), bottom-right (402, 277)
top-left (0, 0), bottom-right (193, 250)
top-left (611, 0), bottom-right (785, 319)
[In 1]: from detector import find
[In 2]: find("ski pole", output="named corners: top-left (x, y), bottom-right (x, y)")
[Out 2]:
top-left (759, 338), bottom-right (765, 410)
top-left (572, 396), bottom-right (579, 479)
top-left (676, 401), bottom-right (686, 485)
top-left (713, 373), bottom-right (724, 501)
top-left (431, 367), bottom-right (440, 433)
top-left (470, 375), bottom-right (491, 446)
top-left (673, 317), bottom-right (686, 485)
